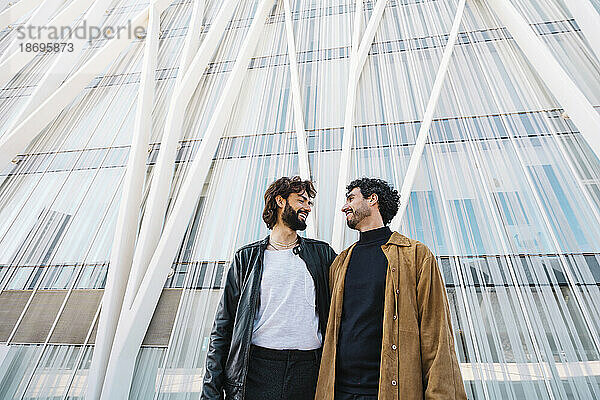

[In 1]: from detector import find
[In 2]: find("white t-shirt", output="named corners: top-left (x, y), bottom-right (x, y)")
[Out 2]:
top-left (251, 249), bottom-right (322, 350)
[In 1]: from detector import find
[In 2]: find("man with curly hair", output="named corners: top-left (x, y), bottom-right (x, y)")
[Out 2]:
top-left (315, 178), bottom-right (467, 400)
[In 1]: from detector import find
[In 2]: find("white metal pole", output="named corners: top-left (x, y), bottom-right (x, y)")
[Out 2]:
top-left (85, 4), bottom-right (160, 400)
top-left (283, 0), bottom-right (316, 238)
top-left (178, 0), bottom-right (205, 78)
top-left (0, 0), bottom-right (41, 30)
top-left (331, 0), bottom-right (388, 252)
top-left (0, 0), bottom-right (66, 63)
top-left (563, 0), bottom-right (600, 62)
top-left (389, 0), bottom-right (466, 232)
top-left (3, 0), bottom-right (120, 129)
top-left (0, 0), bottom-right (95, 89)
top-left (123, 0), bottom-right (238, 310)
top-left (99, 2), bottom-right (275, 398)
top-left (0, 0), bottom-right (173, 172)
top-left (351, 0), bottom-right (363, 53)
top-left (487, 0), bottom-right (600, 161)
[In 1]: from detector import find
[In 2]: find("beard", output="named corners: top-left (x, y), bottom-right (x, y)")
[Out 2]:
top-left (346, 204), bottom-right (371, 229)
top-left (282, 202), bottom-right (307, 231)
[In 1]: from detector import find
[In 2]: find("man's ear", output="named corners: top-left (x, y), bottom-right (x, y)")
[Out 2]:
top-left (369, 193), bottom-right (379, 207)
top-left (275, 195), bottom-right (286, 209)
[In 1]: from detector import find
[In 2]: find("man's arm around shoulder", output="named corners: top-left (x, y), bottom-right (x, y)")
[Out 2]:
top-left (325, 243), bottom-right (337, 270)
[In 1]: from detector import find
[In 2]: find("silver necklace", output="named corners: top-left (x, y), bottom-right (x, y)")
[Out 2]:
top-left (268, 236), bottom-right (298, 250)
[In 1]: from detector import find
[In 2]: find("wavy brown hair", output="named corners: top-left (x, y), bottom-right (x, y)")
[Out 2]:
top-left (262, 176), bottom-right (316, 229)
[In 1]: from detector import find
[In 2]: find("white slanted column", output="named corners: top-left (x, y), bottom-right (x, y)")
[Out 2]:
top-left (389, 0), bottom-right (466, 231)
top-left (0, 0), bottom-right (66, 63)
top-left (282, 0), bottom-right (316, 237)
top-left (1, 0), bottom-right (120, 140)
top-left (85, 4), bottom-right (161, 400)
top-left (98, 1), bottom-right (275, 398)
top-left (331, 0), bottom-right (388, 252)
top-left (122, 0), bottom-right (238, 311)
top-left (0, 0), bottom-right (173, 173)
top-left (0, 0), bottom-right (41, 30)
top-left (486, 0), bottom-right (600, 160)
top-left (3, 0), bottom-right (119, 130)
top-left (178, 0), bottom-right (205, 78)
top-left (564, 0), bottom-right (600, 62)
top-left (0, 0), bottom-right (95, 89)
top-left (351, 0), bottom-right (363, 52)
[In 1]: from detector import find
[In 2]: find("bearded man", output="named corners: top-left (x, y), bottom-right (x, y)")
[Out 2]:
top-left (315, 178), bottom-right (467, 400)
top-left (202, 176), bottom-right (337, 400)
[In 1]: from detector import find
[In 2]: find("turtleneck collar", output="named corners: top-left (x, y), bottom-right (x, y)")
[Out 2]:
top-left (358, 226), bottom-right (392, 244)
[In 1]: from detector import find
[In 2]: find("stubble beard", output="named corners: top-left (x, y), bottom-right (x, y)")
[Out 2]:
top-left (346, 204), bottom-right (371, 230)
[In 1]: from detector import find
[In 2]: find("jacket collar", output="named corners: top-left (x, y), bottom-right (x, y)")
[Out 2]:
top-left (260, 235), bottom-right (270, 249)
top-left (385, 231), bottom-right (411, 247)
top-left (339, 232), bottom-right (411, 259)
top-left (258, 236), bottom-right (269, 262)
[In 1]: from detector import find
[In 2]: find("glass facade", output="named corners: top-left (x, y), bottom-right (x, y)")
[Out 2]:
top-left (0, 0), bottom-right (599, 398)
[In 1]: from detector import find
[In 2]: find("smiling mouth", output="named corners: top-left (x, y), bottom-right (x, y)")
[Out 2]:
top-left (298, 212), bottom-right (308, 221)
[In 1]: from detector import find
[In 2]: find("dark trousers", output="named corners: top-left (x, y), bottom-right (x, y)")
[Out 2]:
top-left (334, 390), bottom-right (378, 400)
top-left (245, 345), bottom-right (321, 400)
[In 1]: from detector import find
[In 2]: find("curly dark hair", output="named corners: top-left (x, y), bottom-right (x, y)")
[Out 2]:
top-left (346, 178), bottom-right (400, 225)
top-left (263, 176), bottom-right (316, 229)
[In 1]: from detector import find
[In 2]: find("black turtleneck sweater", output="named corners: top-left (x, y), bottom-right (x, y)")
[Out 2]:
top-left (336, 226), bottom-right (392, 395)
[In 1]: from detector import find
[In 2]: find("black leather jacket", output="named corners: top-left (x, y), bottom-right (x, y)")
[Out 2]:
top-left (201, 235), bottom-right (337, 400)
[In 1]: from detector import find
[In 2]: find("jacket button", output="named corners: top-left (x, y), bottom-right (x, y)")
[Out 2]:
top-left (393, 315), bottom-right (397, 320)
top-left (395, 289), bottom-right (400, 294)
top-left (391, 380), bottom-right (397, 386)
top-left (392, 344), bottom-right (397, 350)
top-left (392, 268), bottom-right (396, 272)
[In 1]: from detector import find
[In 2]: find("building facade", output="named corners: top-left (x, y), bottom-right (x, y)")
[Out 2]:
top-left (0, 0), bottom-right (599, 398)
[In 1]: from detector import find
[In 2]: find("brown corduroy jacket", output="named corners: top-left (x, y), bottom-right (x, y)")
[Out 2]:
top-left (315, 232), bottom-right (467, 400)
